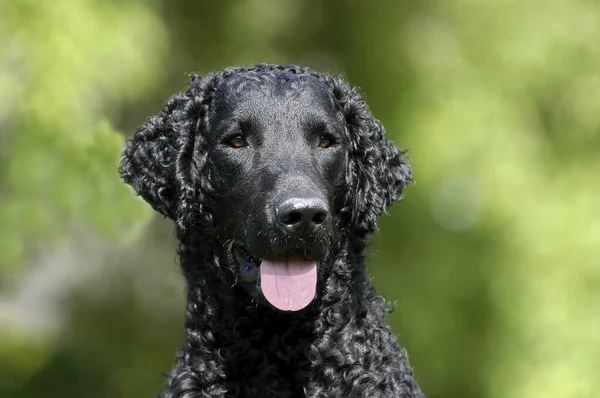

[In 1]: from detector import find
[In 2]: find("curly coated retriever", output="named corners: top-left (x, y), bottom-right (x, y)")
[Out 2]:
top-left (119, 64), bottom-right (424, 398)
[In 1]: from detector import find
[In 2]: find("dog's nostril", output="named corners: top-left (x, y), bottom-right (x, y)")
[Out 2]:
top-left (312, 211), bottom-right (327, 225)
top-left (280, 211), bottom-right (302, 226)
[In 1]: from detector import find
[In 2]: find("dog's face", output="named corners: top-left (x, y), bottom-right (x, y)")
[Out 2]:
top-left (206, 74), bottom-right (349, 310)
top-left (120, 65), bottom-right (412, 312)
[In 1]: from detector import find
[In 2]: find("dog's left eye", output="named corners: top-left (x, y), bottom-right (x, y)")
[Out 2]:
top-left (229, 135), bottom-right (247, 148)
top-left (319, 135), bottom-right (332, 148)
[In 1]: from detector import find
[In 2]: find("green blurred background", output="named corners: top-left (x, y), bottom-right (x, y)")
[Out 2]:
top-left (1, 1), bottom-right (599, 397)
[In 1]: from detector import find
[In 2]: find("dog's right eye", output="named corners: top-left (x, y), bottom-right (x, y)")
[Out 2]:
top-left (228, 135), bottom-right (247, 148)
top-left (318, 134), bottom-right (333, 149)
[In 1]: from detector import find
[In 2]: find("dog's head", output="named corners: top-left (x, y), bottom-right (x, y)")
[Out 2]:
top-left (120, 64), bottom-right (412, 311)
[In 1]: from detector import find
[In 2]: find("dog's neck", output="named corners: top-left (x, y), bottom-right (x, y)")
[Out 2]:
top-left (177, 238), bottom-right (372, 345)
top-left (162, 236), bottom-right (416, 397)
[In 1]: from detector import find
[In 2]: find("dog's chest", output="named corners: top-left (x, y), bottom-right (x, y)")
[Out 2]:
top-left (220, 329), bottom-right (313, 397)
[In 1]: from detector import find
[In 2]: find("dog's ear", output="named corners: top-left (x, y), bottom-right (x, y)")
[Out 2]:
top-left (119, 75), bottom-right (215, 225)
top-left (332, 79), bottom-right (413, 237)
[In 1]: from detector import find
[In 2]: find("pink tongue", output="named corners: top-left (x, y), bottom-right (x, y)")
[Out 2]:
top-left (260, 258), bottom-right (317, 311)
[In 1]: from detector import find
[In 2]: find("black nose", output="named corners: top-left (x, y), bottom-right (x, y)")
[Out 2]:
top-left (276, 198), bottom-right (329, 233)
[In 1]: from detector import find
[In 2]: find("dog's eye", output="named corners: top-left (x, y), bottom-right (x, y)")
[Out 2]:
top-left (229, 135), bottom-right (247, 149)
top-left (319, 135), bottom-right (332, 149)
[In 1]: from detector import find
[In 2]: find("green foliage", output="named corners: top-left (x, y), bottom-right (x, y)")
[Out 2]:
top-left (389, 2), bottom-right (600, 396)
top-left (1, 0), bottom-right (598, 397)
top-left (0, 0), bottom-right (166, 273)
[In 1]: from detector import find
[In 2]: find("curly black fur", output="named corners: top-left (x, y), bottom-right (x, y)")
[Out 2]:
top-left (120, 64), bottom-right (423, 398)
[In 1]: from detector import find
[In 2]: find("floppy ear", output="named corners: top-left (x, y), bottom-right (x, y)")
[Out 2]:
top-left (332, 79), bottom-right (413, 237)
top-left (119, 75), bottom-right (216, 227)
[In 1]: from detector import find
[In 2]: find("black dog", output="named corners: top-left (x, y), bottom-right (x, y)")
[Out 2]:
top-left (120, 64), bottom-right (423, 397)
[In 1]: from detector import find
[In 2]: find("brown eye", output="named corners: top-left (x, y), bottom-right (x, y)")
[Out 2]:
top-left (229, 135), bottom-right (246, 148)
top-left (319, 135), bottom-right (331, 148)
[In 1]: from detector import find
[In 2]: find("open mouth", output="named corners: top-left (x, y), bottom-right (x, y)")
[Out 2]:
top-left (233, 245), bottom-right (318, 312)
